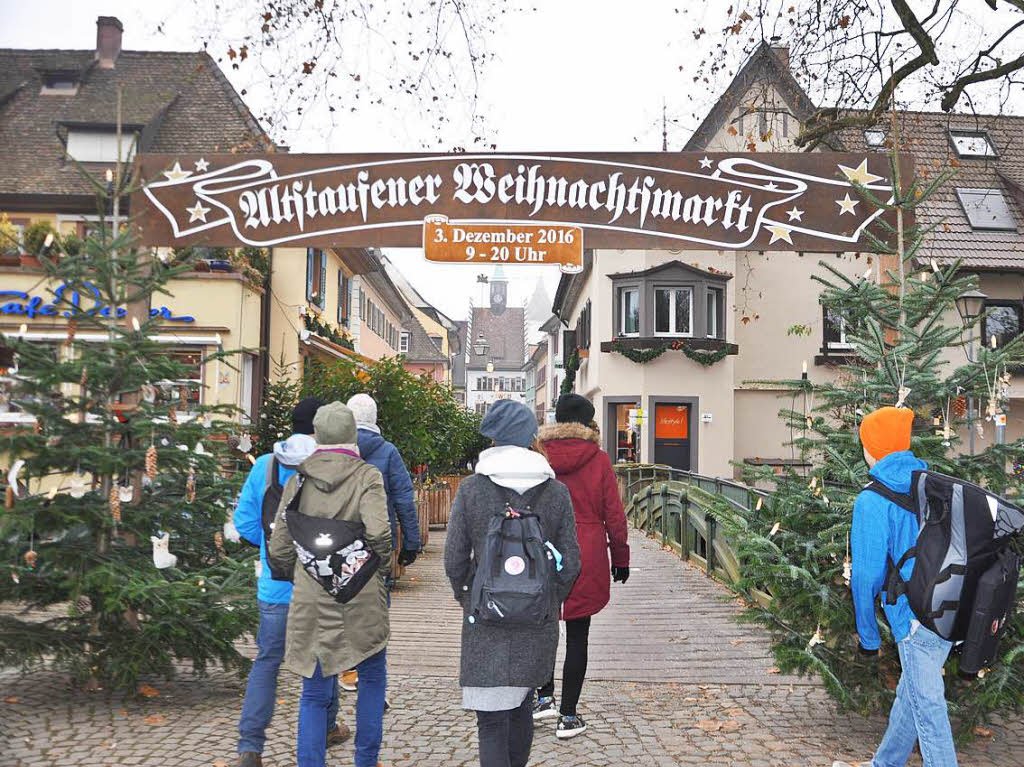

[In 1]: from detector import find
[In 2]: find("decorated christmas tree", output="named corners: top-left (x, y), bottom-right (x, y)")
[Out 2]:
top-left (707, 148), bottom-right (1024, 733)
top-left (0, 180), bottom-right (257, 692)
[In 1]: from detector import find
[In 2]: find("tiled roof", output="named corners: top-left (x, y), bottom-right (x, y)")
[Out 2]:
top-left (469, 306), bottom-right (525, 371)
top-left (404, 314), bottom-right (447, 363)
top-left (838, 111), bottom-right (1024, 270)
top-left (0, 48), bottom-right (271, 198)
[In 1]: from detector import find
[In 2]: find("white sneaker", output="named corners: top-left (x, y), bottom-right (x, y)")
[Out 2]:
top-left (832, 761), bottom-right (871, 767)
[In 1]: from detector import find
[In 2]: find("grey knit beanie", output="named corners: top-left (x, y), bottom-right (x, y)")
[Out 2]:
top-left (480, 400), bottom-right (538, 448)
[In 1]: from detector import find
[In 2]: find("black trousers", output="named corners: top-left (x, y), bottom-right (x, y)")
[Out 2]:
top-left (475, 692), bottom-right (534, 767)
top-left (538, 616), bottom-right (592, 716)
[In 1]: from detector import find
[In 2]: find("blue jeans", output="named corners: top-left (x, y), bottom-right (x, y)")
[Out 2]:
top-left (873, 623), bottom-right (958, 767)
top-left (298, 650), bottom-right (387, 767)
top-left (237, 601), bottom-right (339, 754)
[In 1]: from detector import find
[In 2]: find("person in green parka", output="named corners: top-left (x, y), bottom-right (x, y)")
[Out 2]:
top-left (268, 402), bottom-right (391, 767)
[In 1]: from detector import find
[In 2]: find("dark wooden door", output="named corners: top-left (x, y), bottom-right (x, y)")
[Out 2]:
top-left (653, 403), bottom-right (690, 470)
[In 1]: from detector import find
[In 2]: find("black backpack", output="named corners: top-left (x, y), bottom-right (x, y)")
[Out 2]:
top-left (279, 477), bottom-right (381, 603)
top-left (867, 471), bottom-right (1024, 658)
top-left (261, 457), bottom-right (285, 545)
top-left (468, 482), bottom-right (555, 627)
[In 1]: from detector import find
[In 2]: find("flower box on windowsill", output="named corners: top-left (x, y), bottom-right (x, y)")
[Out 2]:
top-left (577, 348), bottom-right (590, 359)
top-left (600, 337), bottom-right (738, 354)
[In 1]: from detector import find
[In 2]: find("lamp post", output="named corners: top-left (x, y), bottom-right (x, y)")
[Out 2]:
top-left (956, 289), bottom-right (987, 455)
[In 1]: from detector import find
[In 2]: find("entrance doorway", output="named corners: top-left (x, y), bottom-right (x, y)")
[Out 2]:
top-left (604, 397), bottom-right (641, 464)
top-left (653, 402), bottom-right (691, 470)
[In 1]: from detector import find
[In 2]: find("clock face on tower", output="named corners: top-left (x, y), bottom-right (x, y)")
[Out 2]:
top-left (490, 281), bottom-right (507, 315)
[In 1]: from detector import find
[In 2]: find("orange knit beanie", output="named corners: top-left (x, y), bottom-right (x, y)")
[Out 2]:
top-left (859, 406), bottom-right (914, 460)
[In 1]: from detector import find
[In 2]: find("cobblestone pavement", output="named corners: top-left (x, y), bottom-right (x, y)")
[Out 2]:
top-left (2, 529), bottom-right (1022, 767)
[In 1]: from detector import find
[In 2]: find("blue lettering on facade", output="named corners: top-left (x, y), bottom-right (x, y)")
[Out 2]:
top-left (0, 283), bottom-right (195, 323)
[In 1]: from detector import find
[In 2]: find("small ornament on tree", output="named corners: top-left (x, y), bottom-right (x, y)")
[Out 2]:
top-left (213, 531), bottom-right (224, 554)
top-left (118, 484), bottom-right (133, 503)
top-left (145, 445), bottom-right (158, 481)
top-left (7, 459), bottom-right (25, 499)
top-left (807, 625), bottom-right (825, 651)
top-left (186, 468), bottom-right (196, 504)
top-left (150, 533), bottom-right (177, 569)
top-left (69, 474), bottom-right (87, 499)
top-left (23, 550), bottom-right (37, 570)
top-left (108, 485), bottom-right (121, 523)
top-left (79, 365), bottom-right (87, 388)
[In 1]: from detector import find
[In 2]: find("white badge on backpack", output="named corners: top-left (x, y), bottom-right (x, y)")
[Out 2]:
top-left (504, 556), bottom-right (526, 576)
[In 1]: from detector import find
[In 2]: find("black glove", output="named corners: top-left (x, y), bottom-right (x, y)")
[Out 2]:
top-left (611, 565), bottom-right (630, 584)
top-left (398, 549), bottom-right (418, 567)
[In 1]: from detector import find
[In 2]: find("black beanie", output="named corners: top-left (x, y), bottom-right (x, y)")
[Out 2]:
top-left (292, 396), bottom-right (326, 435)
top-left (555, 393), bottom-right (595, 426)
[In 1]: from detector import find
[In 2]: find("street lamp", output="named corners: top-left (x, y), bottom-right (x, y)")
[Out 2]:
top-left (956, 288), bottom-right (988, 454)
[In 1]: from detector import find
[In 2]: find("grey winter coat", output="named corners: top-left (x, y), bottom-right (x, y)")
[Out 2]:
top-left (268, 451), bottom-right (391, 678)
top-left (444, 474), bottom-right (581, 688)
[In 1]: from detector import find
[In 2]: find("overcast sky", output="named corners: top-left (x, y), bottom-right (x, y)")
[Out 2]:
top-left (3, 2), bottom-right (1022, 319)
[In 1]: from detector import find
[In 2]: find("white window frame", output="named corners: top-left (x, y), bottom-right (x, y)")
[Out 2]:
top-left (653, 286), bottom-right (694, 337)
top-left (706, 287), bottom-right (721, 339)
top-left (864, 129), bottom-right (886, 148)
top-left (399, 331), bottom-right (410, 354)
top-left (619, 287), bottom-right (640, 337)
top-left (826, 309), bottom-right (853, 350)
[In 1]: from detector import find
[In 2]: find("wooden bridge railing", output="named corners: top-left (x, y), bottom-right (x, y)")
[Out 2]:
top-left (614, 463), bottom-right (771, 604)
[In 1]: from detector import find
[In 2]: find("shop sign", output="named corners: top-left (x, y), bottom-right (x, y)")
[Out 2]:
top-left (0, 283), bottom-right (194, 322)
top-left (134, 152), bottom-right (905, 253)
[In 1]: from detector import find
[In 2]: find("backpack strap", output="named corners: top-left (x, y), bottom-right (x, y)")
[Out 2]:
top-left (864, 481), bottom-right (915, 513)
top-left (267, 456), bottom-right (282, 492)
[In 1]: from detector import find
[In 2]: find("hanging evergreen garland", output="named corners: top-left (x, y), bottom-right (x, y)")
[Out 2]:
top-left (560, 349), bottom-right (580, 395)
top-left (609, 338), bottom-right (730, 367)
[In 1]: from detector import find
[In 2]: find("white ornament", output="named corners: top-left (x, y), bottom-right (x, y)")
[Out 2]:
top-left (895, 386), bottom-right (911, 408)
top-left (150, 533), bottom-right (178, 569)
top-left (237, 434), bottom-right (253, 453)
top-left (768, 522), bottom-right (781, 538)
top-left (223, 520), bottom-right (241, 544)
top-left (807, 626), bottom-right (825, 650)
top-left (118, 485), bottom-right (133, 503)
top-left (131, 317), bottom-right (141, 332)
top-left (193, 442), bottom-right (206, 456)
top-left (141, 384), bottom-right (156, 403)
top-left (843, 558), bottom-right (852, 586)
top-left (202, 414), bottom-right (213, 429)
top-left (69, 474), bottom-right (87, 499)
top-left (7, 459), bottom-right (25, 497)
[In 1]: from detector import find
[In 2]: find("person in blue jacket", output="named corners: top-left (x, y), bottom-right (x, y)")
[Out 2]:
top-left (233, 397), bottom-right (349, 767)
top-left (836, 406), bottom-right (958, 767)
top-left (347, 393), bottom-right (420, 566)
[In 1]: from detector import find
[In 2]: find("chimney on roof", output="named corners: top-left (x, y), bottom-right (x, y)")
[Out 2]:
top-left (769, 36), bottom-right (790, 71)
top-left (96, 16), bottom-right (123, 69)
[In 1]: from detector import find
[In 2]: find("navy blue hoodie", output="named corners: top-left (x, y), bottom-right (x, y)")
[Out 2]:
top-left (357, 428), bottom-right (420, 551)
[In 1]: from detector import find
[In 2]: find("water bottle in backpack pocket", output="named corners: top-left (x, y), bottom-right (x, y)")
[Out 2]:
top-left (468, 486), bottom-right (554, 627)
top-left (869, 471), bottom-right (1023, 665)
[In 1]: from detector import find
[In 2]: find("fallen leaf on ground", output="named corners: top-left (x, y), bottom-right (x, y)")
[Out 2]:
top-left (729, 640), bottom-right (743, 646)
top-left (213, 760), bottom-right (229, 767)
top-left (973, 726), bottom-right (994, 738)
top-left (4, 696), bottom-right (18, 704)
top-left (767, 667), bottom-right (781, 674)
top-left (277, 698), bottom-right (285, 705)
top-left (144, 714), bottom-right (165, 725)
top-left (719, 719), bottom-right (743, 732)
top-left (409, 577), bottom-right (420, 582)
top-left (138, 684), bottom-right (159, 698)
top-left (696, 719), bottom-right (722, 731)
top-left (723, 708), bottom-right (744, 716)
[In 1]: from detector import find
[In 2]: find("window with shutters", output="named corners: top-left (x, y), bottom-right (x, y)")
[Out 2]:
top-left (337, 271), bottom-right (351, 326)
top-left (306, 249), bottom-right (326, 309)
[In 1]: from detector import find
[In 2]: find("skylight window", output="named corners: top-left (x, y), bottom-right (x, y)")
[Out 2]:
top-left (956, 188), bottom-right (1016, 231)
top-left (950, 130), bottom-right (997, 158)
top-left (864, 129), bottom-right (886, 148)
top-left (40, 72), bottom-right (79, 95)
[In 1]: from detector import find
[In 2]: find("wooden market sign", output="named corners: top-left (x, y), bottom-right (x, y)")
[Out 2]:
top-left (134, 152), bottom-right (900, 267)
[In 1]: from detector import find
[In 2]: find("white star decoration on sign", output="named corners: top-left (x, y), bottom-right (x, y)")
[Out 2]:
top-left (186, 201), bottom-right (211, 222)
top-left (836, 194), bottom-right (859, 215)
top-left (837, 159), bottom-right (883, 186)
top-left (767, 224), bottom-right (793, 244)
top-left (786, 206), bottom-right (804, 222)
top-left (163, 161), bottom-right (192, 182)
top-left (194, 158), bottom-right (210, 172)
top-left (698, 156), bottom-right (713, 169)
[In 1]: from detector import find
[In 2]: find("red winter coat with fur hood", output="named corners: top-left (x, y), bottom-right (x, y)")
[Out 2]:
top-left (540, 421), bottom-right (630, 620)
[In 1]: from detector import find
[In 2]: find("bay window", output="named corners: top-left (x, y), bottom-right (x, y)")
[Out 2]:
top-left (654, 287), bottom-right (692, 336)
top-left (619, 288), bottom-right (639, 336)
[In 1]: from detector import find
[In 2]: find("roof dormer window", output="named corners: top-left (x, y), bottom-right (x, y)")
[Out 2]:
top-left (950, 130), bottom-right (997, 158)
top-left (40, 71), bottom-right (79, 95)
top-left (66, 128), bottom-right (137, 163)
top-left (956, 188), bottom-right (1016, 231)
top-left (864, 129), bottom-right (887, 149)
